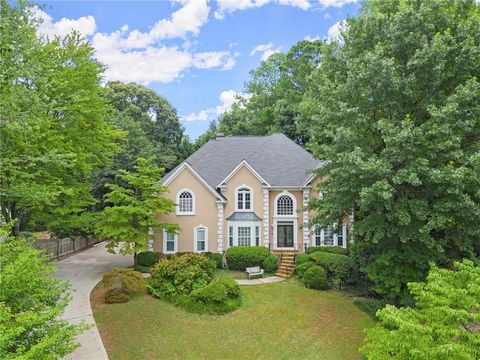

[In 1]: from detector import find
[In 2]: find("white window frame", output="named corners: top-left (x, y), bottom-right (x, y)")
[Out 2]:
top-left (311, 223), bottom-right (347, 248)
top-left (194, 225), bottom-right (208, 253)
top-left (235, 185), bottom-right (253, 212)
top-left (176, 188), bottom-right (195, 215)
top-left (226, 220), bottom-right (262, 248)
top-left (163, 230), bottom-right (177, 254)
top-left (274, 191), bottom-right (297, 217)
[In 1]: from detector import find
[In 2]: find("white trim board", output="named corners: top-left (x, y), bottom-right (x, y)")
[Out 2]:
top-left (217, 160), bottom-right (271, 188)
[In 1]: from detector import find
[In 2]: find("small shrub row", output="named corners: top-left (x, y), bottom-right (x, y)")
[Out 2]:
top-left (305, 246), bottom-right (349, 256)
top-left (102, 268), bottom-right (145, 304)
top-left (225, 246), bottom-right (270, 271)
top-left (263, 255), bottom-right (279, 273)
top-left (309, 251), bottom-right (355, 286)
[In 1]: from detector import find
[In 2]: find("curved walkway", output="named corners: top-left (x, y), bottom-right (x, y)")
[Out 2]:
top-left (55, 242), bottom-right (133, 360)
top-left (235, 276), bottom-right (285, 285)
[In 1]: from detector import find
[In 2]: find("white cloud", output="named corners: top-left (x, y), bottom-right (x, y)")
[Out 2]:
top-left (250, 43), bottom-right (281, 61)
top-left (33, 6), bottom-right (96, 39)
top-left (326, 19), bottom-right (347, 42)
top-left (181, 90), bottom-right (249, 122)
top-left (33, 1), bottom-right (237, 85)
top-left (318, 0), bottom-right (359, 7)
top-left (214, 0), bottom-right (310, 19)
top-left (304, 34), bottom-right (321, 41)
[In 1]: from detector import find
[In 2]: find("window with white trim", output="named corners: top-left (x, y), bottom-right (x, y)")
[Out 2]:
top-left (229, 226), bottom-right (233, 247)
top-left (336, 224), bottom-right (344, 247)
top-left (255, 226), bottom-right (260, 246)
top-left (236, 187), bottom-right (252, 211)
top-left (177, 190), bottom-right (194, 214)
top-left (276, 194), bottom-right (294, 216)
top-left (238, 226), bottom-right (251, 246)
top-left (194, 227), bottom-right (207, 252)
top-left (164, 231), bottom-right (177, 253)
top-left (314, 226), bottom-right (322, 246)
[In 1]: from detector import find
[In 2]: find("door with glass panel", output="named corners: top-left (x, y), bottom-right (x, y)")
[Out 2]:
top-left (277, 222), bottom-right (294, 248)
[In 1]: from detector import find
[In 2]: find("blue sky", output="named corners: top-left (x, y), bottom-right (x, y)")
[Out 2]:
top-left (36, 0), bottom-right (362, 139)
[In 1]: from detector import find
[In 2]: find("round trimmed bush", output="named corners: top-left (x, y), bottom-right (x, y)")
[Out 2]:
top-left (301, 265), bottom-right (328, 290)
top-left (148, 253), bottom-right (216, 298)
top-left (191, 280), bottom-right (228, 304)
top-left (309, 251), bottom-right (355, 286)
top-left (218, 277), bottom-right (241, 299)
top-left (305, 246), bottom-right (349, 256)
top-left (263, 255), bottom-right (279, 273)
top-left (295, 261), bottom-right (315, 278)
top-left (226, 246), bottom-right (270, 271)
top-left (295, 253), bottom-right (311, 266)
top-left (136, 251), bottom-right (158, 267)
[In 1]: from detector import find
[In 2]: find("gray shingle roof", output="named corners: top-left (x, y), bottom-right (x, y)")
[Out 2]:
top-left (226, 212), bottom-right (262, 221)
top-left (163, 133), bottom-right (327, 189)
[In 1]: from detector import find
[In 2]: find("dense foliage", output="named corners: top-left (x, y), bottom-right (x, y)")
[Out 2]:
top-left (295, 253), bottom-right (311, 266)
top-left (305, 246), bottom-right (349, 256)
top-left (300, 265), bottom-right (328, 290)
top-left (226, 246), bottom-right (270, 271)
top-left (262, 254), bottom-right (279, 273)
top-left (148, 253), bottom-right (216, 298)
top-left (216, 40), bottom-right (324, 144)
top-left (0, 238), bottom-right (85, 359)
top-left (205, 252), bottom-right (224, 269)
top-left (303, 0), bottom-right (480, 302)
top-left (362, 260), bottom-right (480, 359)
top-left (136, 251), bottom-right (159, 267)
top-left (310, 251), bottom-right (355, 287)
top-left (295, 261), bottom-right (315, 278)
top-left (0, 2), bottom-right (119, 236)
top-left (102, 268), bottom-right (145, 304)
top-left (95, 157), bottom-right (177, 254)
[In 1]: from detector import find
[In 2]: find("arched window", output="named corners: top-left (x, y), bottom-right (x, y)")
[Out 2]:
top-left (176, 189), bottom-right (195, 215)
top-left (276, 194), bottom-right (294, 216)
top-left (236, 186), bottom-right (252, 211)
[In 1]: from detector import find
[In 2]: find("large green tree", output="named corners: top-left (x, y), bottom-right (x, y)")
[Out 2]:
top-left (304, 0), bottom-right (480, 302)
top-left (218, 40), bottom-right (324, 144)
top-left (95, 157), bottom-right (177, 255)
top-left (0, 236), bottom-right (86, 359)
top-left (362, 260), bottom-right (480, 359)
top-left (0, 2), bottom-right (119, 235)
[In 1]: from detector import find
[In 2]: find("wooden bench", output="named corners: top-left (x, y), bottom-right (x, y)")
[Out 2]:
top-left (245, 266), bottom-right (264, 279)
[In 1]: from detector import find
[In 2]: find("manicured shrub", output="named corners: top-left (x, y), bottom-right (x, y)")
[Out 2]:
top-left (295, 261), bottom-right (315, 278)
top-left (136, 251), bottom-right (158, 267)
top-left (263, 255), bottom-right (279, 273)
top-left (305, 246), bottom-right (349, 256)
top-left (309, 251), bottom-right (355, 286)
top-left (218, 277), bottom-right (241, 299)
top-left (191, 280), bottom-right (228, 304)
top-left (133, 264), bottom-right (151, 273)
top-left (102, 268), bottom-right (144, 303)
top-left (148, 253), bottom-right (216, 298)
top-left (226, 246), bottom-right (270, 271)
top-left (205, 252), bottom-right (223, 268)
top-left (301, 265), bottom-right (328, 290)
top-left (295, 253), bottom-right (311, 266)
top-left (353, 298), bottom-right (386, 319)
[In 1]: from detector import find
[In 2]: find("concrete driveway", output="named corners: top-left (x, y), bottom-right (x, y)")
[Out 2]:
top-left (55, 242), bottom-right (133, 360)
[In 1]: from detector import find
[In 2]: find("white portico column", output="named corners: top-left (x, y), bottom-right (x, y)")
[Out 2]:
top-left (302, 189), bottom-right (310, 251)
top-left (217, 203), bottom-right (224, 253)
top-left (263, 188), bottom-right (270, 248)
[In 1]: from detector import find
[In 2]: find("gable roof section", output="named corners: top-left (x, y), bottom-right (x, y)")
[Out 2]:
top-left (218, 160), bottom-right (270, 187)
top-left (163, 133), bottom-right (328, 190)
top-left (162, 162), bottom-right (226, 202)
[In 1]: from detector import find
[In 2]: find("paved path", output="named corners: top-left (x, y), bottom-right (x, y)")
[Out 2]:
top-left (236, 276), bottom-right (285, 285)
top-left (55, 242), bottom-right (133, 360)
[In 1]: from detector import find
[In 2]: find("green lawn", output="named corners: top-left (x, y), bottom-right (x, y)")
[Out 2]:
top-left (92, 279), bottom-right (373, 360)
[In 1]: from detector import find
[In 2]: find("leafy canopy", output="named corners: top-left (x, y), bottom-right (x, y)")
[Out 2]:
top-left (362, 260), bottom-right (480, 360)
top-left (303, 0), bottom-right (480, 302)
top-left (95, 157), bottom-right (177, 254)
top-left (0, 237), bottom-right (86, 359)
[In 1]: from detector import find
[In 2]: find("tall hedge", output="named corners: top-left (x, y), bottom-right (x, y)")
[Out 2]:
top-left (310, 251), bottom-right (355, 286)
top-left (226, 247), bottom-right (270, 271)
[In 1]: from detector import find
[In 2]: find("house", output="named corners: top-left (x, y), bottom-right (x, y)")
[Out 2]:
top-left (153, 133), bottom-right (350, 257)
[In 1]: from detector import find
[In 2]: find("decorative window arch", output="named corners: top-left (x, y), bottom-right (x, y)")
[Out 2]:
top-left (176, 189), bottom-right (195, 215)
top-left (235, 185), bottom-right (253, 211)
top-left (274, 191), bottom-right (296, 217)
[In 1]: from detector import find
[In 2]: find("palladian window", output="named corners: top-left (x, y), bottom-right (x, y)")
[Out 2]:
top-left (276, 194), bottom-right (294, 216)
top-left (177, 190), bottom-right (194, 214)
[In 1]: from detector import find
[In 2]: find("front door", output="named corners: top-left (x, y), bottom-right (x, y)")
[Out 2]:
top-left (277, 222), bottom-right (294, 248)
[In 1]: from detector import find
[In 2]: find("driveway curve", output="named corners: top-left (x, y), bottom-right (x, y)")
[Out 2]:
top-left (55, 242), bottom-right (133, 360)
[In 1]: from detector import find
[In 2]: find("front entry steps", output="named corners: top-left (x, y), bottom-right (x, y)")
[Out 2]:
top-left (275, 252), bottom-right (296, 278)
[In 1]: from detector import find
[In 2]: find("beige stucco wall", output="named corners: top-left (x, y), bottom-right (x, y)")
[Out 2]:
top-left (154, 167), bottom-right (219, 253)
top-left (219, 165), bottom-right (264, 250)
